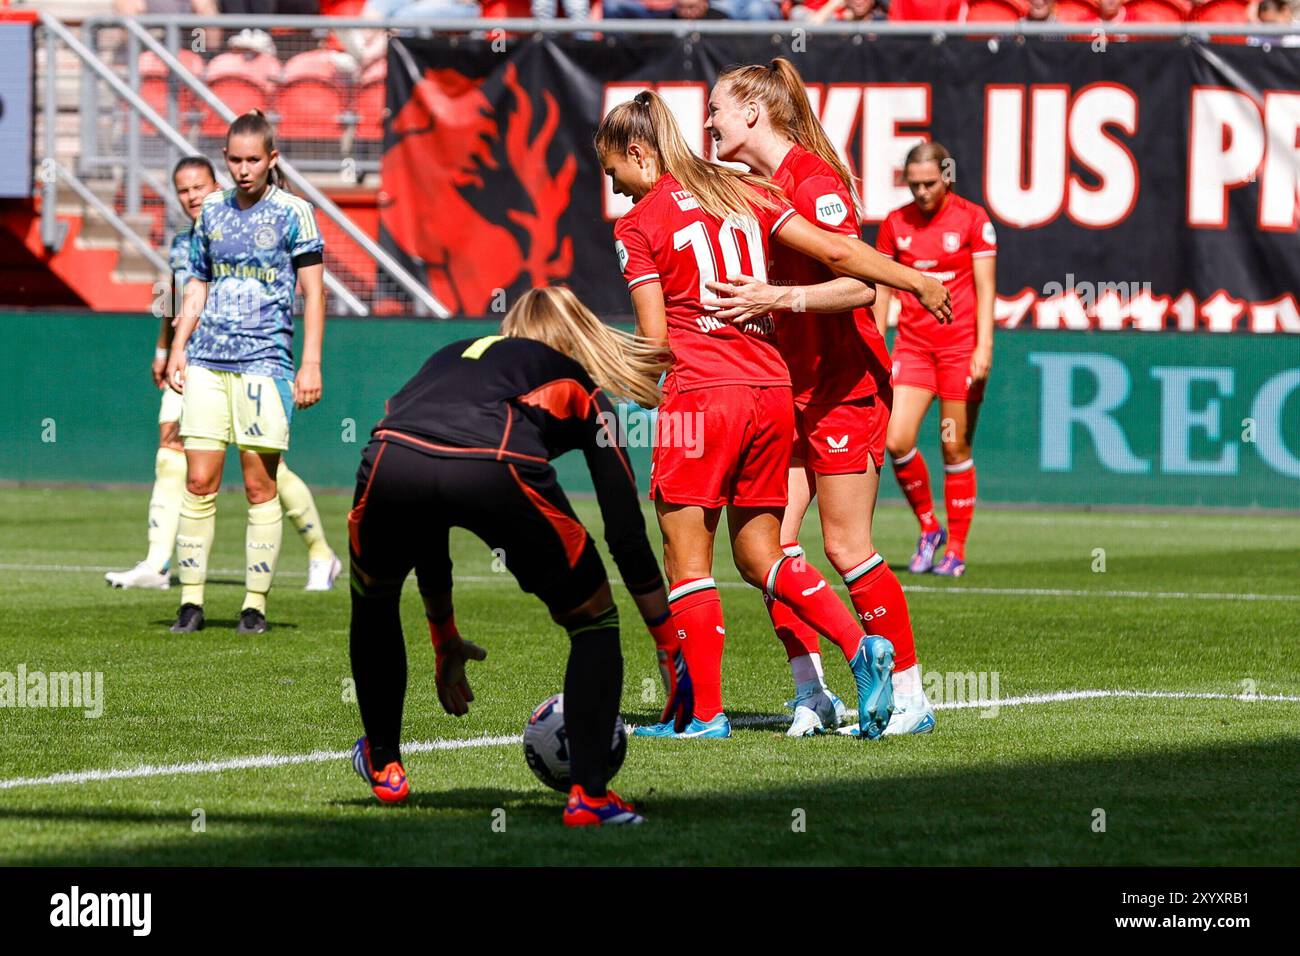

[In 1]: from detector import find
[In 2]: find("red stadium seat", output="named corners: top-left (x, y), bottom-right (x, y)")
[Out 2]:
top-left (966, 0), bottom-right (1028, 20)
top-left (480, 0), bottom-right (532, 15)
top-left (201, 51), bottom-right (281, 137)
top-left (1191, 0), bottom-right (1251, 43)
top-left (138, 50), bottom-right (204, 135)
top-left (1054, 0), bottom-right (1101, 20)
top-left (354, 56), bottom-right (386, 144)
top-left (1123, 0), bottom-right (1189, 20)
top-left (474, 0), bottom-right (601, 45)
top-left (274, 49), bottom-right (352, 142)
top-left (1190, 0), bottom-right (1250, 20)
top-left (888, 0), bottom-right (968, 17)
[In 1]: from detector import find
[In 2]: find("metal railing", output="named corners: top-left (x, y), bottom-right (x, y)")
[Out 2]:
top-left (108, 13), bottom-right (1300, 37)
top-left (120, 18), bottom-right (446, 317)
top-left (39, 13), bottom-right (370, 315)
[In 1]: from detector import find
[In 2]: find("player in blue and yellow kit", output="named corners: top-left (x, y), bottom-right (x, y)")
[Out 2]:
top-left (107, 154), bottom-right (342, 596)
top-left (102, 159), bottom-right (207, 592)
top-left (165, 112), bottom-right (327, 634)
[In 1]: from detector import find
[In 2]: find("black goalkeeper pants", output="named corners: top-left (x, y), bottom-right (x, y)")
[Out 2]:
top-left (347, 440), bottom-right (623, 793)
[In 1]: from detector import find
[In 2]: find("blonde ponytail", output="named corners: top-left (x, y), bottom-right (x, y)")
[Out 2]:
top-left (501, 287), bottom-right (669, 409)
top-left (594, 90), bottom-right (783, 224)
top-left (718, 58), bottom-right (862, 219)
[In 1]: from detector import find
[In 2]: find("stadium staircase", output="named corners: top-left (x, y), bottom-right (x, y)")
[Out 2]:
top-left (2, 2), bottom-right (161, 308)
top-left (7, 2), bottom-right (433, 314)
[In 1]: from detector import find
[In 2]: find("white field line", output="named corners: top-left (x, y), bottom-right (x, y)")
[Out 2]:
top-left (0, 734), bottom-right (522, 792)
top-left (457, 576), bottom-right (1300, 604)
top-left (1, 690), bottom-right (1297, 793)
top-left (898, 584), bottom-right (1300, 602)
top-left (731, 688), bottom-right (1300, 732)
top-left (7, 563), bottom-right (1296, 604)
top-left (0, 563), bottom-right (307, 578)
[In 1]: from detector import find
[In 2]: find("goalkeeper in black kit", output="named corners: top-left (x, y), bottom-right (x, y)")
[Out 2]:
top-left (347, 287), bottom-right (689, 827)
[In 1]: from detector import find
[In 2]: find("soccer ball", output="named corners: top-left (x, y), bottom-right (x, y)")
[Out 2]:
top-left (523, 693), bottom-right (627, 793)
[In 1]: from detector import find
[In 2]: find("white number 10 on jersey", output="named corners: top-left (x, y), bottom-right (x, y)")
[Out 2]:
top-left (673, 215), bottom-right (768, 313)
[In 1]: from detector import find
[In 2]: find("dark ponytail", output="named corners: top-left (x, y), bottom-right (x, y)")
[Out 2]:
top-left (172, 154), bottom-right (217, 184)
top-left (226, 109), bottom-right (287, 190)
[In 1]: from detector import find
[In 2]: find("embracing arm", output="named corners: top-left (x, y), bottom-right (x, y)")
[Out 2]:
top-left (775, 215), bottom-right (952, 323)
top-left (705, 275), bottom-right (875, 324)
top-left (871, 283), bottom-right (894, 338)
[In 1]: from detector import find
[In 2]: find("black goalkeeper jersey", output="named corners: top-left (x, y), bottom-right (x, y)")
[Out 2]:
top-left (371, 334), bottom-right (661, 593)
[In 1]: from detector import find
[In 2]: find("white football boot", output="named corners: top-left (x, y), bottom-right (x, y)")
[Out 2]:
top-left (787, 681), bottom-right (842, 737)
top-left (305, 553), bottom-right (343, 592)
top-left (882, 681), bottom-right (936, 736)
top-left (105, 561), bottom-right (170, 590)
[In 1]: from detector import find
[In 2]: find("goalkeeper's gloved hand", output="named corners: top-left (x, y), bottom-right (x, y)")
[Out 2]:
top-left (659, 648), bottom-right (694, 733)
top-left (429, 616), bottom-right (487, 717)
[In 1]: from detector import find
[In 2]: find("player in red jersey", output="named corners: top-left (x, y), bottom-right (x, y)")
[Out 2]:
top-left (701, 58), bottom-right (934, 737)
top-left (595, 90), bottom-right (950, 740)
top-left (874, 143), bottom-right (997, 578)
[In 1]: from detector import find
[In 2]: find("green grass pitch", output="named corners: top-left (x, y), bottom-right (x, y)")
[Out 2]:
top-left (0, 486), bottom-right (1297, 865)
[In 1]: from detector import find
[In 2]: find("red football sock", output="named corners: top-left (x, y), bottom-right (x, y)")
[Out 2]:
top-left (766, 556), bottom-right (862, 662)
top-left (945, 459), bottom-right (977, 559)
top-left (841, 552), bottom-right (917, 671)
top-left (765, 593), bottom-right (821, 661)
top-left (893, 448), bottom-right (940, 533)
top-left (764, 543), bottom-right (820, 661)
top-left (669, 578), bottom-right (726, 721)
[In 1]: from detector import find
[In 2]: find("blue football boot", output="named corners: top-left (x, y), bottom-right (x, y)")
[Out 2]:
top-left (908, 527), bottom-right (947, 574)
top-left (672, 714), bottom-right (732, 739)
top-left (849, 636), bottom-right (895, 740)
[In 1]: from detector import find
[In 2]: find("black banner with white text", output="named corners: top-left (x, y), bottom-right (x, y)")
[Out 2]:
top-left (379, 35), bottom-right (1300, 332)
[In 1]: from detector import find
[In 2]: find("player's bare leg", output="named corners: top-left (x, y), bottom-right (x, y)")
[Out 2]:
top-left (888, 385), bottom-right (946, 573)
top-left (934, 397), bottom-right (980, 577)
top-left (237, 449), bottom-right (282, 633)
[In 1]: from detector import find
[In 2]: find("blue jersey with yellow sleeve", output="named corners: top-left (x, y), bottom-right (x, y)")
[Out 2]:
top-left (186, 184), bottom-right (324, 380)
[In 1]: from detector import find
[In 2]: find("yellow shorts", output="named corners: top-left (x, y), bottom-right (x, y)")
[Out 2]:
top-left (158, 385), bottom-right (184, 426)
top-left (180, 364), bottom-right (293, 453)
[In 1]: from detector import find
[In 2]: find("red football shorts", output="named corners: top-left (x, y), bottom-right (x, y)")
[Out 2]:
top-left (892, 340), bottom-right (986, 403)
top-left (791, 395), bottom-right (889, 475)
top-left (650, 382), bottom-right (794, 509)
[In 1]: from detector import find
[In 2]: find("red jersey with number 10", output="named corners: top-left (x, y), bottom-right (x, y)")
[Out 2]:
top-left (614, 172), bottom-right (795, 393)
top-left (768, 144), bottom-right (893, 406)
top-left (877, 192), bottom-right (997, 352)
